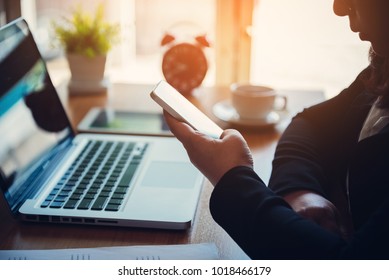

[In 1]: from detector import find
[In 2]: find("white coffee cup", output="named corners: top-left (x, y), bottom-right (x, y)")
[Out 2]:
top-left (230, 83), bottom-right (287, 120)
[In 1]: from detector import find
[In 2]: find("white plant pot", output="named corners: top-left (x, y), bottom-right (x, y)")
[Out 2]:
top-left (66, 53), bottom-right (109, 95)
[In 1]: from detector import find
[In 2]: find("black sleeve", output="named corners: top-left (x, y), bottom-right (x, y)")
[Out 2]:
top-left (210, 166), bottom-right (389, 259)
top-left (268, 69), bottom-right (370, 197)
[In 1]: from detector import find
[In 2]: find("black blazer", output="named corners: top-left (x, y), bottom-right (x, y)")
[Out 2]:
top-left (210, 68), bottom-right (389, 259)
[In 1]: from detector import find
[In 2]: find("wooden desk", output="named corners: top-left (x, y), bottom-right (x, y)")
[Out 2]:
top-left (0, 83), bottom-right (324, 259)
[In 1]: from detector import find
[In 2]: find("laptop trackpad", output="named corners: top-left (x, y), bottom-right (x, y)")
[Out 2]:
top-left (141, 161), bottom-right (198, 189)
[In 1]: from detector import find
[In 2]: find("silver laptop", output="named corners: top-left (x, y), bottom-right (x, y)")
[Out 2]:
top-left (0, 18), bottom-right (203, 230)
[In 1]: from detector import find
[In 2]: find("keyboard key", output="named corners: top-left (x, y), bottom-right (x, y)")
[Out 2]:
top-left (117, 163), bottom-right (139, 187)
top-left (69, 193), bottom-right (82, 200)
top-left (84, 193), bottom-right (96, 199)
top-left (77, 198), bottom-right (93, 210)
top-left (105, 204), bottom-right (120, 211)
top-left (111, 193), bottom-right (125, 199)
top-left (98, 191), bottom-right (111, 197)
top-left (77, 183), bottom-right (88, 189)
top-left (91, 197), bottom-right (108, 210)
top-left (58, 190), bottom-right (71, 196)
top-left (87, 189), bottom-right (99, 195)
top-left (62, 185), bottom-right (74, 191)
top-left (40, 200), bottom-right (51, 208)
top-left (73, 188), bottom-right (86, 195)
top-left (45, 194), bottom-right (55, 201)
top-left (102, 186), bottom-right (114, 192)
top-left (108, 198), bottom-right (123, 205)
top-left (90, 184), bottom-right (101, 190)
top-left (114, 187), bottom-right (129, 194)
top-left (49, 201), bottom-right (65, 208)
top-left (107, 180), bottom-right (117, 186)
top-left (64, 200), bottom-right (78, 209)
top-left (49, 189), bottom-right (59, 196)
top-left (54, 196), bottom-right (67, 202)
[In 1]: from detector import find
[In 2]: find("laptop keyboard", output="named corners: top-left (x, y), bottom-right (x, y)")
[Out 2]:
top-left (40, 140), bottom-right (148, 211)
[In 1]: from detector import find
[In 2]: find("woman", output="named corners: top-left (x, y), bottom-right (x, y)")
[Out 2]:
top-left (164, 0), bottom-right (389, 259)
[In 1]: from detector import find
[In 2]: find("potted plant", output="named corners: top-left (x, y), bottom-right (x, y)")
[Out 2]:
top-left (53, 4), bottom-right (119, 94)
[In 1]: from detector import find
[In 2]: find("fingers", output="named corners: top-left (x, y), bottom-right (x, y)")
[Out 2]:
top-left (300, 206), bottom-right (343, 236)
top-left (221, 129), bottom-right (247, 144)
top-left (283, 191), bottom-right (350, 238)
top-left (163, 110), bottom-right (213, 154)
top-left (163, 109), bottom-right (253, 185)
top-left (163, 110), bottom-right (196, 142)
top-left (221, 129), bottom-right (254, 168)
top-left (221, 128), bottom-right (242, 138)
top-left (164, 110), bottom-right (244, 145)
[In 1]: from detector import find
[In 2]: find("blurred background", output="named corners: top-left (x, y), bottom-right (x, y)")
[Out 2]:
top-left (1, 0), bottom-right (370, 99)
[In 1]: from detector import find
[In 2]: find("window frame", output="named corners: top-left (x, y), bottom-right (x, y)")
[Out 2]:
top-left (215, 0), bottom-right (254, 85)
top-left (0, 0), bottom-right (21, 25)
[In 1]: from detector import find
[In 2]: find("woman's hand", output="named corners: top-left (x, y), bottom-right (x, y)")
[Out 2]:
top-left (164, 111), bottom-right (253, 185)
top-left (283, 190), bottom-right (351, 239)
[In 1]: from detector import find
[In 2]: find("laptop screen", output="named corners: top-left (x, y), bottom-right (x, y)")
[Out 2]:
top-left (0, 19), bottom-right (73, 212)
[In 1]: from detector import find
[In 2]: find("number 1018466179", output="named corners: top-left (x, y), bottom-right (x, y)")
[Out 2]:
top-left (211, 266), bottom-right (271, 276)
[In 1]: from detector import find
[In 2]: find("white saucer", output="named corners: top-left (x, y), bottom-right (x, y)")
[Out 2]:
top-left (212, 99), bottom-right (286, 128)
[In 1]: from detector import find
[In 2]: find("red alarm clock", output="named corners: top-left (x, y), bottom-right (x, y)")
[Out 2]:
top-left (161, 29), bottom-right (210, 96)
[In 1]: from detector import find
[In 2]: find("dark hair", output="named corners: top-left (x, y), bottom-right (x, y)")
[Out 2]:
top-left (366, 48), bottom-right (389, 108)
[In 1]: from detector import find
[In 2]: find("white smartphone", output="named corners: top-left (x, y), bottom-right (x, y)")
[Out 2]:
top-left (150, 80), bottom-right (223, 138)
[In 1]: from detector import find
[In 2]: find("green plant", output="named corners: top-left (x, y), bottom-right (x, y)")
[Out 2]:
top-left (53, 4), bottom-right (119, 58)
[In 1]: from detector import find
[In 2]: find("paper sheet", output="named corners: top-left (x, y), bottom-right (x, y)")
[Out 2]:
top-left (0, 243), bottom-right (219, 260)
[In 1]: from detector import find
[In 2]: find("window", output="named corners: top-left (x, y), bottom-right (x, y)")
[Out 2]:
top-left (1, 0), bottom-right (22, 25)
top-left (21, 0), bottom-right (367, 98)
top-left (250, 0), bottom-right (370, 98)
top-left (0, 0), bottom-right (5, 26)
top-left (21, 0), bottom-right (218, 86)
